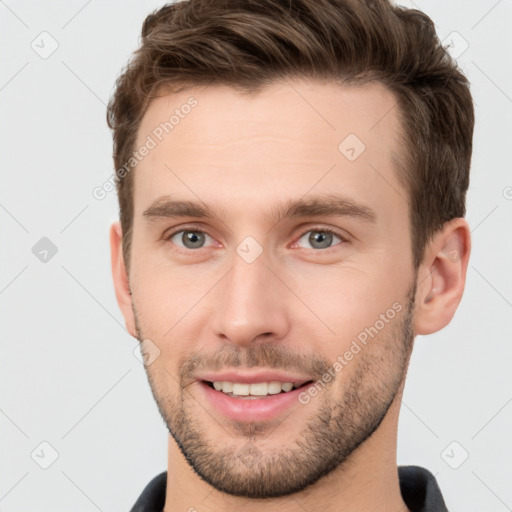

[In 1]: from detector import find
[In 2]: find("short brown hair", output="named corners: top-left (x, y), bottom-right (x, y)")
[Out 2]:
top-left (107, 0), bottom-right (474, 270)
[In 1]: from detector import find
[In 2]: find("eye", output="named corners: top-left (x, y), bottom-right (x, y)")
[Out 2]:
top-left (295, 228), bottom-right (345, 250)
top-left (167, 229), bottom-right (214, 250)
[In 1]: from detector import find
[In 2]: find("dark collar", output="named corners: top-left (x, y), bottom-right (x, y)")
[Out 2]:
top-left (130, 465), bottom-right (448, 512)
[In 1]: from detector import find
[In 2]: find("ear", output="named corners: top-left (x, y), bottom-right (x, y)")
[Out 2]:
top-left (414, 218), bottom-right (471, 335)
top-left (110, 222), bottom-right (137, 338)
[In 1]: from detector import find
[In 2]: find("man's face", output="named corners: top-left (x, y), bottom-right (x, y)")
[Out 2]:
top-left (127, 79), bottom-right (417, 497)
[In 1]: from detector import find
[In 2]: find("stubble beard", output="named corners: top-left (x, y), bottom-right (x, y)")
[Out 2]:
top-left (134, 281), bottom-right (416, 498)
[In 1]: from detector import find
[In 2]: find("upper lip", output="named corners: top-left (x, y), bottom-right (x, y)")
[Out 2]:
top-left (195, 369), bottom-right (315, 386)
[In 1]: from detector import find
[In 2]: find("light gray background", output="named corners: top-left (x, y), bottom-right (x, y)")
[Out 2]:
top-left (1, 1), bottom-right (511, 511)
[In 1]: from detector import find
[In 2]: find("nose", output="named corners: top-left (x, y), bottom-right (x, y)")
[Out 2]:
top-left (210, 250), bottom-right (291, 347)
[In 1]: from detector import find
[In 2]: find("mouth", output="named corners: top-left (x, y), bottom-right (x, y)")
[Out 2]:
top-left (202, 379), bottom-right (314, 399)
top-left (197, 377), bottom-right (315, 422)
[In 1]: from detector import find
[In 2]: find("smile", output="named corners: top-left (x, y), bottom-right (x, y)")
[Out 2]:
top-left (206, 380), bottom-right (309, 398)
top-left (198, 379), bottom-right (314, 421)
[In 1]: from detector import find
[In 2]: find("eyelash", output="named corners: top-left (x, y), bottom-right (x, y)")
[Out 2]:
top-left (164, 225), bottom-right (347, 251)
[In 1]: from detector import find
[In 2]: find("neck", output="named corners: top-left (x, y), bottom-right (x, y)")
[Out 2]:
top-left (164, 388), bottom-right (408, 512)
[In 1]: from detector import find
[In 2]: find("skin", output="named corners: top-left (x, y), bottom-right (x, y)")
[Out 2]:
top-left (110, 79), bottom-right (470, 512)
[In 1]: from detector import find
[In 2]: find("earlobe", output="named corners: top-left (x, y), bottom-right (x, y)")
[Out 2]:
top-left (109, 222), bottom-right (137, 338)
top-left (414, 218), bottom-right (471, 335)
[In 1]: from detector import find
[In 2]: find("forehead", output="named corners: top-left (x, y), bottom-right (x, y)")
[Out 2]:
top-left (132, 79), bottom-right (406, 220)
top-left (137, 78), bottom-right (401, 148)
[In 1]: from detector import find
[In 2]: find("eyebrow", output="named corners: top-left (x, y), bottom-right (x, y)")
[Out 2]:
top-left (142, 193), bottom-right (377, 225)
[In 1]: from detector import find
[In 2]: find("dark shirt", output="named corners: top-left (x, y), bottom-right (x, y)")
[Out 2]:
top-left (130, 465), bottom-right (448, 512)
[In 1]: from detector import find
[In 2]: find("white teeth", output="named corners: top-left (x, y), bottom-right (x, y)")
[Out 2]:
top-left (268, 381), bottom-right (282, 395)
top-left (249, 382), bottom-right (268, 396)
top-left (211, 380), bottom-right (297, 396)
top-left (232, 383), bottom-right (250, 396)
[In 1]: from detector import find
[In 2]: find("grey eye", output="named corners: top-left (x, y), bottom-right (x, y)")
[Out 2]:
top-left (171, 230), bottom-right (210, 249)
top-left (297, 230), bottom-right (342, 250)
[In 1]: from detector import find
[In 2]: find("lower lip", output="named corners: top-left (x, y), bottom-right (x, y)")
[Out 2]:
top-left (198, 381), bottom-right (308, 422)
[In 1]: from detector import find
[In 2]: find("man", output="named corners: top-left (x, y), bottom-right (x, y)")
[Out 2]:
top-left (107, 0), bottom-right (473, 510)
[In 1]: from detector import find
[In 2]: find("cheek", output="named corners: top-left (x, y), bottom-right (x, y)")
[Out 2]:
top-left (290, 263), bottom-right (407, 354)
top-left (131, 265), bottom-right (184, 336)
top-left (131, 261), bottom-right (217, 352)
